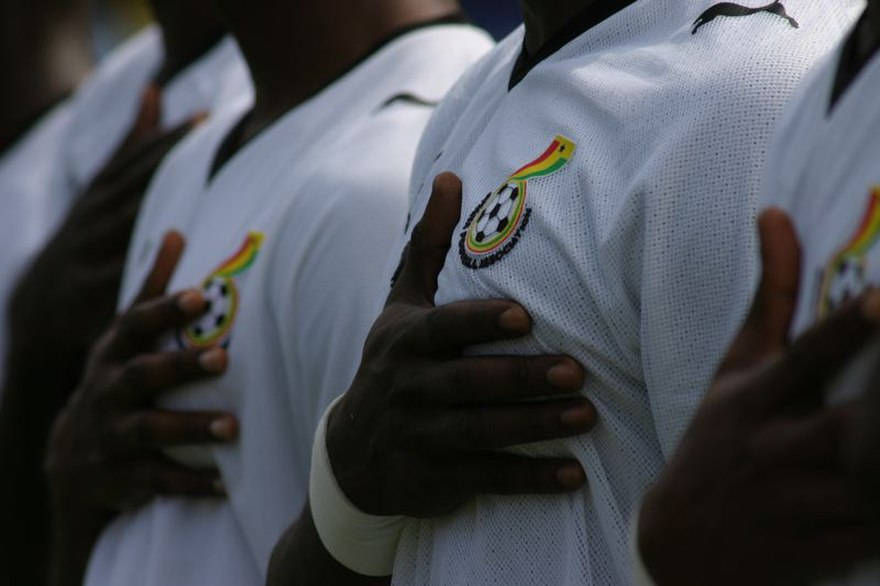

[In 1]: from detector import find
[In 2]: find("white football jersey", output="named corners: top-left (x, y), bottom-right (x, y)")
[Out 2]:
top-left (0, 102), bottom-right (74, 385)
top-left (63, 26), bottom-right (251, 192)
top-left (0, 28), bottom-right (249, 389)
top-left (83, 23), bottom-right (493, 586)
top-left (389, 2), bottom-right (862, 584)
top-left (760, 13), bottom-right (880, 584)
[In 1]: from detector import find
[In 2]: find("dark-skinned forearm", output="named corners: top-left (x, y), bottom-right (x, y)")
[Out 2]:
top-left (48, 502), bottom-right (111, 586)
top-left (0, 261), bottom-right (102, 585)
top-left (267, 502), bottom-right (390, 586)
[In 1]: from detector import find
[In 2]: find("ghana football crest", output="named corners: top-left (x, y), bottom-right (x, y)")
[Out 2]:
top-left (459, 135), bottom-right (576, 269)
top-left (817, 188), bottom-right (880, 319)
top-left (177, 232), bottom-right (265, 349)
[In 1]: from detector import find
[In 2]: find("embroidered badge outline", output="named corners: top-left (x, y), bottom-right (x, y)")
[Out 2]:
top-left (178, 231), bottom-right (265, 349)
top-left (458, 135), bottom-right (575, 270)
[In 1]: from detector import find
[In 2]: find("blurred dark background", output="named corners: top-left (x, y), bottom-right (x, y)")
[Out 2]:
top-left (93, 0), bottom-right (522, 56)
top-left (461, 0), bottom-right (522, 39)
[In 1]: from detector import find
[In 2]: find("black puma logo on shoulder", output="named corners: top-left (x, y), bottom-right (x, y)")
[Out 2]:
top-left (692, 1), bottom-right (799, 34)
top-left (379, 93), bottom-right (439, 110)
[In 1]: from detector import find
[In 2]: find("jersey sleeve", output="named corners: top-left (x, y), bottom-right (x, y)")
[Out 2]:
top-left (759, 48), bottom-right (841, 214)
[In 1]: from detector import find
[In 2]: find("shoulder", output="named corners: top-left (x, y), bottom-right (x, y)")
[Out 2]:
top-left (0, 100), bottom-right (74, 205)
top-left (409, 28), bottom-right (522, 204)
top-left (68, 26), bottom-right (162, 119)
top-left (378, 23), bottom-right (495, 103)
top-left (761, 42), bottom-right (842, 212)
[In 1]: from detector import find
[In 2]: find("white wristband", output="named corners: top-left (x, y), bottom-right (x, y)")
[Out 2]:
top-left (309, 395), bottom-right (406, 577)
top-left (630, 503), bottom-right (658, 586)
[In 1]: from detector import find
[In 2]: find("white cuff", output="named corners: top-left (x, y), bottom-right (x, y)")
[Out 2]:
top-left (309, 395), bottom-right (406, 577)
top-left (631, 503), bottom-right (658, 586)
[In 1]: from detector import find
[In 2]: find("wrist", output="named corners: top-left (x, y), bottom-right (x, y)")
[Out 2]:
top-left (310, 396), bottom-right (405, 577)
top-left (325, 391), bottom-right (382, 514)
top-left (49, 502), bottom-right (110, 586)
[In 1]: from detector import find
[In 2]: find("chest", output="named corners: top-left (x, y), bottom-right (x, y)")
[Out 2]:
top-left (789, 86), bottom-right (880, 336)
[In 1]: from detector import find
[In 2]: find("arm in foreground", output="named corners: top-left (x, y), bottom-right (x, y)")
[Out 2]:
top-left (46, 232), bottom-right (238, 586)
top-left (0, 90), bottom-right (202, 585)
top-left (267, 173), bottom-right (596, 584)
top-left (638, 209), bottom-right (880, 586)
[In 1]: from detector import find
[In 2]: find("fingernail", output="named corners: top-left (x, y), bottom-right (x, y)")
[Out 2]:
top-left (199, 348), bottom-right (227, 373)
top-left (557, 464), bottom-right (586, 490)
top-left (213, 478), bottom-right (227, 495)
top-left (498, 306), bottom-right (530, 334)
top-left (209, 416), bottom-right (237, 441)
top-left (560, 404), bottom-right (595, 430)
top-left (546, 358), bottom-right (583, 390)
top-left (178, 290), bottom-right (204, 313)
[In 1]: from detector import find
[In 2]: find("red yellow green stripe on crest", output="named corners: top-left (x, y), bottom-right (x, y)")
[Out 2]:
top-left (214, 231), bottom-right (265, 278)
top-left (465, 135), bottom-right (576, 256)
top-left (818, 188), bottom-right (880, 317)
top-left (835, 188), bottom-right (880, 261)
top-left (510, 136), bottom-right (576, 181)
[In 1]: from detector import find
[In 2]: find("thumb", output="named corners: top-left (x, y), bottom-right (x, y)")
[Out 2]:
top-left (130, 85), bottom-right (162, 142)
top-left (718, 208), bottom-right (801, 374)
top-left (133, 230), bottom-right (186, 305)
top-left (388, 172), bottom-right (463, 306)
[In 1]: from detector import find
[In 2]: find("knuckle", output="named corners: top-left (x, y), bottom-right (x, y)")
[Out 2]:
top-left (127, 415), bottom-right (154, 446)
top-left (388, 369), bottom-right (419, 404)
top-left (122, 356), bottom-right (150, 390)
top-left (394, 313), bottom-right (425, 353)
top-left (172, 350), bottom-right (193, 377)
top-left (117, 310), bottom-right (142, 338)
top-left (421, 310), bottom-right (447, 350)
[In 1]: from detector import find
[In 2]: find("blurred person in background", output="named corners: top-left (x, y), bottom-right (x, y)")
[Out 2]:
top-left (0, 0), bottom-right (93, 388)
top-left (732, 1), bottom-right (880, 582)
top-left (0, 1), bottom-right (251, 584)
top-left (0, 2), bottom-right (93, 579)
top-left (41, 0), bottom-right (492, 585)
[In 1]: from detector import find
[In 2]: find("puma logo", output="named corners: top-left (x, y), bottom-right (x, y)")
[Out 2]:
top-left (692, 1), bottom-right (799, 34)
top-left (379, 93), bottom-right (439, 110)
